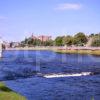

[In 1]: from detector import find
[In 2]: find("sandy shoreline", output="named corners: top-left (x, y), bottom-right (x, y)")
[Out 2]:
top-left (5, 47), bottom-right (52, 50)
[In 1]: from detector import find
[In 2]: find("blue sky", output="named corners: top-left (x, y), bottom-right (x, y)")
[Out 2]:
top-left (0, 0), bottom-right (100, 41)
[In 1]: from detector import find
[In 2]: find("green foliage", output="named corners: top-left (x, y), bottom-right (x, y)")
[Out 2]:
top-left (63, 35), bottom-right (73, 46)
top-left (73, 32), bottom-right (88, 46)
top-left (21, 33), bottom-right (100, 47)
top-left (91, 33), bottom-right (100, 47)
top-left (55, 36), bottom-right (64, 46)
top-left (89, 33), bottom-right (95, 37)
top-left (42, 40), bottom-right (54, 46)
top-left (55, 33), bottom-right (87, 46)
top-left (21, 37), bottom-right (54, 46)
top-left (0, 82), bottom-right (26, 100)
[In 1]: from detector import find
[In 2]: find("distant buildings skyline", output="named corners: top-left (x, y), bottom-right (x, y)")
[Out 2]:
top-left (0, 0), bottom-right (100, 42)
top-left (31, 34), bottom-right (52, 42)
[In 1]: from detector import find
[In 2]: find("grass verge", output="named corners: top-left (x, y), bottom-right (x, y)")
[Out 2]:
top-left (55, 50), bottom-right (100, 55)
top-left (0, 82), bottom-right (26, 100)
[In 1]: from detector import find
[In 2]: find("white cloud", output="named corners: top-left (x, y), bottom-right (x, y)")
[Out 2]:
top-left (55, 3), bottom-right (82, 10)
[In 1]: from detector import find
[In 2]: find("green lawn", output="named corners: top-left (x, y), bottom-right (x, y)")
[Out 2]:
top-left (0, 82), bottom-right (26, 100)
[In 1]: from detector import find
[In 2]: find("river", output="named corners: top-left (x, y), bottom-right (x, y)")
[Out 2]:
top-left (0, 50), bottom-right (100, 100)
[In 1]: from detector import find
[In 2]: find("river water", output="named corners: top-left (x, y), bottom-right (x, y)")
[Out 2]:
top-left (0, 50), bottom-right (100, 100)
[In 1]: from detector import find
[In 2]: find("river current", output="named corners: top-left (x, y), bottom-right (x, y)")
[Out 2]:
top-left (0, 50), bottom-right (100, 100)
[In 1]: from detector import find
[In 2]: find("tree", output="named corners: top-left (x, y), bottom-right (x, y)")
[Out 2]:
top-left (73, 32), bottom-right (88, 46)
top-left (21, 37), bottom-right (54, 46)
top-left (91, 33), bottom-right (100, 47)
top-left (9, 42), bottom-right (13, 48)
top-left (63, 35), bottom-right (73, 46)
top-left (89, 33), bottom-right (95, 37)
top-left (24, 38), bottom-right (29, 44)
top-left (55, 36), bottom-right (64, 46)
top-left (43, 40), bottom-right (54, 46)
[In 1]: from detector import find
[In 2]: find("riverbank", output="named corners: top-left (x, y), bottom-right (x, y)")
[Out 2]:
top-left (5, 46), bottom-right (100, 55)
top-left (55, 49), bottom-right (100, 55)
top-left (6, 47), bottom-right (51, 50)
top-left (0, 82), bottom-right (26, 100)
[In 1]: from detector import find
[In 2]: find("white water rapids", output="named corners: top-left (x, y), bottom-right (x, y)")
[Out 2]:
top-left (43, 72), bottom-right (92, 78)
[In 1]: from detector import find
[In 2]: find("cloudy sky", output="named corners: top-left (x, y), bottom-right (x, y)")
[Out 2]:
top-left (0, 0), bottom-right (100, 41)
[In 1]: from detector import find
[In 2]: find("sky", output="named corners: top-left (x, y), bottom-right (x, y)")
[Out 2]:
top-left (0, 0), bottom-right (100, 42)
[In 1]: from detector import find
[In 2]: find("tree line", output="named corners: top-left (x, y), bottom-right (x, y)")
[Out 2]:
top-left (21, 32), bottom-right (100, 47)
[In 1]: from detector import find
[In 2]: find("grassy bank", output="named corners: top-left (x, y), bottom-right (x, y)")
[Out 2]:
top-left (55, 49), bottom-right (100, 55)
top-left (0, 82), bottom-right (26, 100)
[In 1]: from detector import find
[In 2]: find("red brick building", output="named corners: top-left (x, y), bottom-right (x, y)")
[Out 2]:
top-left (31, 34), bottom-right (52, 42)
top-left (31, 34), bottom-right (37, 39)
top-left (38, 35), bottom-right (51, 42)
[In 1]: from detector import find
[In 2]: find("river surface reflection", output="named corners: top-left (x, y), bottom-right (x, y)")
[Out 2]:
top-left (0, 50), bottom-right (100, 100)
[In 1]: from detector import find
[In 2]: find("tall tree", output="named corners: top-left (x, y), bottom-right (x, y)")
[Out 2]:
top-left (91, 33), bottom-right (100, 47)
top-left (55, 36), bottom-right (64, 46)
top-left (63, 35), bottom-right (73, 46)
top-left (73, 32), bottom-right (88, 46)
